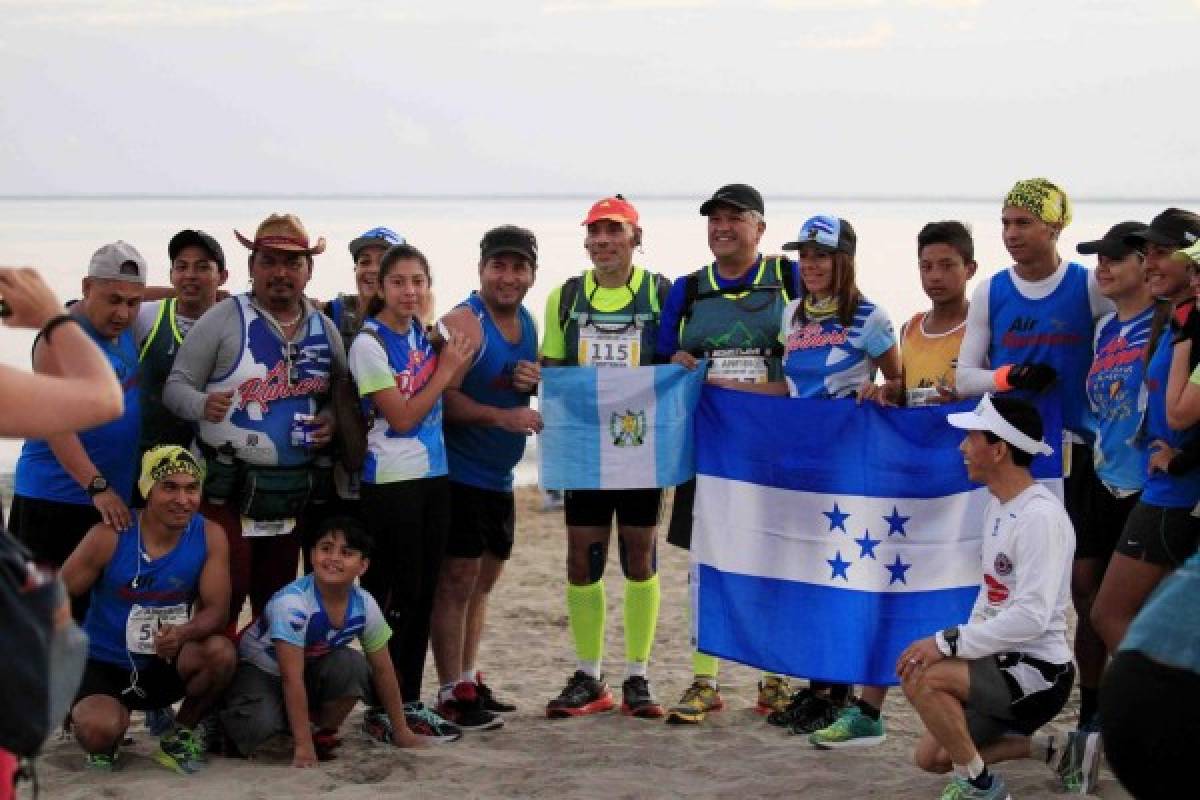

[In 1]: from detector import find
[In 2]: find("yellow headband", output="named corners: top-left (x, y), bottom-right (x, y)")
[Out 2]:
top-left (138, 445), bottom-right (204, 498)
top-left (1004, 178), bottom-right (1072, 228)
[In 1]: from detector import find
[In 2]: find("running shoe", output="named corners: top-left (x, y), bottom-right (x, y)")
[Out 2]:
top-left (1056, 729), bottom-right (1103, 795)
top-left (545, 671), bottom-right (616, 718)
top-left (808, 704), bottom-right (886, 748)
top-left (145, 707), bottom-right (176, 737)
top-left (363, 704), bottom-right (462, 744)
top-left (665, 680), bottom-right (724, 725)
top-left (786, 693), bottom-right (841, 736)
top-left (475, 672), bottom-right (517, 713)
top-left (621, 675), bottom-right (665, 718)
top-left (755, 675), bottom-right (792, 715)
top-left (437, 681), bottom-right (504, 731)
top-left (939, 775), bottom-right (1011, 800)
top-left (312, 728), bottom-right (341, 761)
top-left (84, 748), bottom-right (120, 771)
top-left (767, 688), bottom-right (818, 728)
top-left (153, 727), bottom-right (205, 774)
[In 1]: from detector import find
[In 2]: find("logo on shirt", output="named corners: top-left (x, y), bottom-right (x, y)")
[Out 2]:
top-left (395, 349), bottom-right (436, 396)
top-left (786, 323), bottom-right (849, 352)
top-left (237, 361), bottom-right (329, 413)
top-left (985, 573), bottom-right (1010, 604)
top-left (994, 552), bottom-right (1013, 576)
top-left (1000, 315), bottom-right (1083, 350)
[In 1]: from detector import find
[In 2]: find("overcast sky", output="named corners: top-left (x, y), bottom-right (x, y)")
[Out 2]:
top-left (2, 0), bottom-right (1197, 199)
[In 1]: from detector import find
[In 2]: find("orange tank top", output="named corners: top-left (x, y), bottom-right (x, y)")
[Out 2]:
top-left (901, 311), bottom-right (966, 406)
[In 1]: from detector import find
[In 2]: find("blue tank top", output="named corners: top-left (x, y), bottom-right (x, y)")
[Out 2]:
top-left (1141, 333), bottom-right (1200, 508)
top-left (445, 293), bottom-right (538, 492)
top-left (15, 318), bottom-right (141, 504)
top-left (987, 263), bottom-right (1094, 437)
top-left (83, 513), bottom-right (207, 666)
top-left (1085, 308), bottom-right (1153, 491)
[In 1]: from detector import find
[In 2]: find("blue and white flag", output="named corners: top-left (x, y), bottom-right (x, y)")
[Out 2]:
top-left (692, 389), bottom-right (1062, 686)
top-left (539, 364), bottom-right (705, 490)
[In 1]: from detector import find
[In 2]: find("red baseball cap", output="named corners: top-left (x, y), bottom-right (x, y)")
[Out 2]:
top-left (582, 195), bottom-right (639, 227)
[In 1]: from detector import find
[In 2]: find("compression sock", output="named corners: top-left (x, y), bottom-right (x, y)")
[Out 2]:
top-left (567, 581), bottom-right (605, 677)
top-left (1079, 686), bottom-right (1099, 728)
top-left (855, 697), bottom-right (881, 720)
top-left (623, 575), bottom-right (660, 669)
top-left (693, 651), bottom-right (719, 685)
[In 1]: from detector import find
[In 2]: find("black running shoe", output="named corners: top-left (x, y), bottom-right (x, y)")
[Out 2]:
top-left (475, 672), bottom-right (517, 713)
top-left (437, 682), bottom-right (504, 731)
top-left (787, 694), bottom-right (842, 736)
top-left (546, 671), bottom-right (616, 718)
top-left (767, 688), bottom-right (818, 728)
top-left (621, 676), bottom-right (665, 718)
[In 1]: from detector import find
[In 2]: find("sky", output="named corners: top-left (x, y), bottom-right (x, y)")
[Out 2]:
top-left (2, 0), bottom-right (1198, 199)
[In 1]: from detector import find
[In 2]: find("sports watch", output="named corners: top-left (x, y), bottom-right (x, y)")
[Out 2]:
top-left (86, 475), bottom-right (109, 497)
top-left (940, 626), bottom-right (960, 657)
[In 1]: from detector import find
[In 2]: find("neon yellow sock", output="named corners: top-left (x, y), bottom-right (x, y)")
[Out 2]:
top-left (566, 580), bottom-right (606, 666)
top-left (693, 650), bottom-right (719, 680)
top-left (623, 574), bottom-right (661, 666)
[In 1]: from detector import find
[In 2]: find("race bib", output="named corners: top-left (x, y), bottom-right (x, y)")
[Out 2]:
top-left (125, 603), bottom-right (190, 655)
top-left (242, 516), bottom-right (298, 538)
top-left (579, 328), bottom-right (640, 368)
top-left (709, 354), bottom-right (768, 384)
top-left (906, 387), bottom-right (941, 407)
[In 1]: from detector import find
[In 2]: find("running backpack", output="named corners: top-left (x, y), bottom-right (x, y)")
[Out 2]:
top-left (556, 270), bottom-right (675, 330)
top-left (677, 256), bottom-right (799, 329)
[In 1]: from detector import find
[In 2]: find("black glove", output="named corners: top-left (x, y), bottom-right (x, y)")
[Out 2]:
top-left (1006, 363), bottom-right (1057, 392)
top-left (1171, 299), bottom-right (1200, 345)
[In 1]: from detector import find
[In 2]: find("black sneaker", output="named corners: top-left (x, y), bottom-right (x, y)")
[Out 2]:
top-left (767, 688), bottom-right (818, 728)
top-left (475, 672), bottom-right (517, 713)
top-left (545, 670), bottom-right (616, 718)
top-left (621, 676), bottom-right (665, 718)
top-left (437, 682), bottom-right (504, 731)
top-left (363, 704), bottom-right (463, 744)
top-left (787, 694), bottom-right (842, 736)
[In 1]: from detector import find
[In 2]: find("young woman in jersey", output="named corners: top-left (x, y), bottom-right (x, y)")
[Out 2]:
top-left (347, 243), bottom-right (474, 736)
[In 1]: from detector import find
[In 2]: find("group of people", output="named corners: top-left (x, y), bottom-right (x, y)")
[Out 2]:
top-left (3, 177), bottom-right (1198, 800)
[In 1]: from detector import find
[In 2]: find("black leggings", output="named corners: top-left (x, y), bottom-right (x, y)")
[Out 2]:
top-left (359, 476), bottom-right (449, 704)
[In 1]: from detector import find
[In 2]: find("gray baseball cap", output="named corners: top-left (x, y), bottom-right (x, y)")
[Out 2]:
top-left (88, 241), bottom-right (147, 285)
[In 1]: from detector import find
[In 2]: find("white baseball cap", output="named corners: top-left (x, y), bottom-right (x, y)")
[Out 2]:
top-left (946, 393), bottom-right (1053, 457)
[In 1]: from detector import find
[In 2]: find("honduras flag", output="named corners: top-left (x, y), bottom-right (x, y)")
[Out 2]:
top-left (539, 364), bottom-right (705, 490)
top-left (692, 389), bottom-right (1062, 686)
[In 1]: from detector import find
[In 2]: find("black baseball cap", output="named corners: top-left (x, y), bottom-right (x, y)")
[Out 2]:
top-left (168, 229), bottom-right (225, 271)
top-left (699, 184), bottom-right (765, 216)
top-left (1076, 221), bottom-right (1145, 259)
top-left (1122, 208), bottom-right (1200, 251)
top-left (480, 225), bottom-right (537, 264)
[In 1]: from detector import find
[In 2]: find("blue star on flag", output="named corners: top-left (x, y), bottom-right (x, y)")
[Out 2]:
top-left (884, 505), bottom-right (911, 536)
top-left (827, 550), bottom-right (852, 581)
top-left (854, 530), bottom-right (880, 560)
top-left (885, 554), bottom-right (912, 585)
top-left (823, 502), bottom-right (850, 533)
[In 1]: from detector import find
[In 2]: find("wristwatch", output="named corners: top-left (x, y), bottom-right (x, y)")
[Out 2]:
top-left (940, 626), bottom-right (960, 657)
top-left (86, 475), bottom-right (109, 497)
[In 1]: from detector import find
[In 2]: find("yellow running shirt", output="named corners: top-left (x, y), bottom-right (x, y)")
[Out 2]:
top-left (901, 311), bottom-right (966, 406)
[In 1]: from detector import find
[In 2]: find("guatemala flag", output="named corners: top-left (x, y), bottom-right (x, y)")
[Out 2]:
top-left (692, 389), bottom-right (1062, 686)
top-left (539, 364), bottom-right (705, 490)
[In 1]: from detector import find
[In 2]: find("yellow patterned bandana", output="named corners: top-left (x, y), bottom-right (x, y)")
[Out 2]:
top-left (1173, 240), bottom-right (1200, 267)
top-left (138, 445), bottom-right (205, 498)
top-left (1003, 178), bottom-right (1072, 228)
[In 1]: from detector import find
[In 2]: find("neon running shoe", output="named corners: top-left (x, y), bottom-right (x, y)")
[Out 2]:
top-left (755, 675), bottom-right (792, 715)
top-left (939, 775), bottom-right (1011, 800)
top-left (767, 688), bottom-right (818, 728)
top-left (621, 675), bottom-right (665, 718)
top-left (145, 707), bottom-right (176, 737)
top-left (808, 704), bottom-right (886, 748)
top-left (1056, 730), bottom-right (1103, 795)
top-left (153, 727), bottom-right (205, 774)
top-left (475, 672), bottom-right (517, 713)
top-left (85, 748), bottom-right (120, 771)
top-left (364, 704), bottom-right (462, 744)
top-left (786, 693), bottom-right (841, 736)
top-left (665, 680), bottom-right (724, 725)
top-left (437, 682), bottom-right (504, 731)
top-left (545, 671), bottom-right (616, 718)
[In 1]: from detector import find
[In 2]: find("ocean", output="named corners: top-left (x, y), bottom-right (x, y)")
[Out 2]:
top-left (0, 194), bottom-right (1172, 477)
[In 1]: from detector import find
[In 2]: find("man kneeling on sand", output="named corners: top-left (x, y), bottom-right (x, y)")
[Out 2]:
top-left (219, 517), bottom-right (431, 767)
top-left (898, 396), bottom-right (1095, 799)
top-left (62, 446), bottom-right (237, 773)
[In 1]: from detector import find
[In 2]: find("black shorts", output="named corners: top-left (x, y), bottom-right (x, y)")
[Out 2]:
top-left (564, 488), bottom-right (663, 529)
top-left (666, 478), bottom-right (696, 550)
top-left (74, 657), bottom-right (187, 712)
top-left (964, 652), bottom-right (1074, 746)
top-left (8, 495), bottom-right (101, 568)
top-left (1066, 457), bottom-right (1140, 560)
top-left (1115, 501), bottom-right (1200, 566)
top-left (445, 481), bottom-right (515, 560)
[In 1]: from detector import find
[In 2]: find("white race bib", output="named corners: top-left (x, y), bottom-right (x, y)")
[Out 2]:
top-left (709, 355), bottom-right (768, 384)
top-left (242, 516), bottom-right (298, 538)
top-left (125, 603), bottom-right (190, 655)
top-left (579, 328), bottom-right (640, 368)
top-left (906, 387), bottom-right (941, 407)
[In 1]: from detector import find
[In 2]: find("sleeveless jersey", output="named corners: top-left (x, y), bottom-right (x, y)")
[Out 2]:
top-left (987, 263), bottom-right (1094, 437)
top-left (781, 297), bottom-right (896, 399)
top-left (15, 319), bottom-right (141, 504)
top-left (901, 311), bottom-right (965, 406)
top-left (560, 267), bottom-right (664, 368)
top-left (349, 316), bottom-right (447, 484)
top-left (196, 295), bottom-right (333, 467)
top-left (83, 513), bottom-right (207, 666)
top-left (678, 256), bottom-right (793, 382)
top-left (138, 298), bottom-right (194, 452)
top-left (1085, 308), bottom-right (1153, 492)
top-left (445, 293), bottom-right (538, 492)
top-left (1141, 333), bottom-right (1200, 508)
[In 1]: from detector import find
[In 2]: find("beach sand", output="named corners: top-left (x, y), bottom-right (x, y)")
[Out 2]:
top-left (34, 487), bottom-right (1130, 799)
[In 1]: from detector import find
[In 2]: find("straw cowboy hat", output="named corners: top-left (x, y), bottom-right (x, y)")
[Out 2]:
top-left (234, 213), bottom-right (327, 255)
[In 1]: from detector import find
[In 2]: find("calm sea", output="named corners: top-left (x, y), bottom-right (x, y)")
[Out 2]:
top-left (0, 194), bottom-right (1173, 477)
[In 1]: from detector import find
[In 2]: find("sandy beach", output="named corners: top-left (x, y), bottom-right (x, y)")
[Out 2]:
top-left (31, 487), bottom-right (1129, 799)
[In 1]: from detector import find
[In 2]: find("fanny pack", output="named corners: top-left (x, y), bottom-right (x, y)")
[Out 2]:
top-left (239, 465), bottom-right (313, 520)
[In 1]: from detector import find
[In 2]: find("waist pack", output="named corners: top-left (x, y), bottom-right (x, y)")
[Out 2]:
top-left (239, 465), bottom-right (313, 520)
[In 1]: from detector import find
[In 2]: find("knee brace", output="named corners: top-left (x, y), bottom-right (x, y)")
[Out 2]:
top-left (587, 541), bottom-right (607, 583)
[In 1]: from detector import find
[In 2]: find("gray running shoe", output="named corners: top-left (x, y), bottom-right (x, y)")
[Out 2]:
top-left (1056, 729), bottom-right (1103, 794)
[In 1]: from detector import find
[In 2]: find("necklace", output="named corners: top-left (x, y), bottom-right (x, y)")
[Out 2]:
top-left (268, 307), bottom-right (304, 328)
